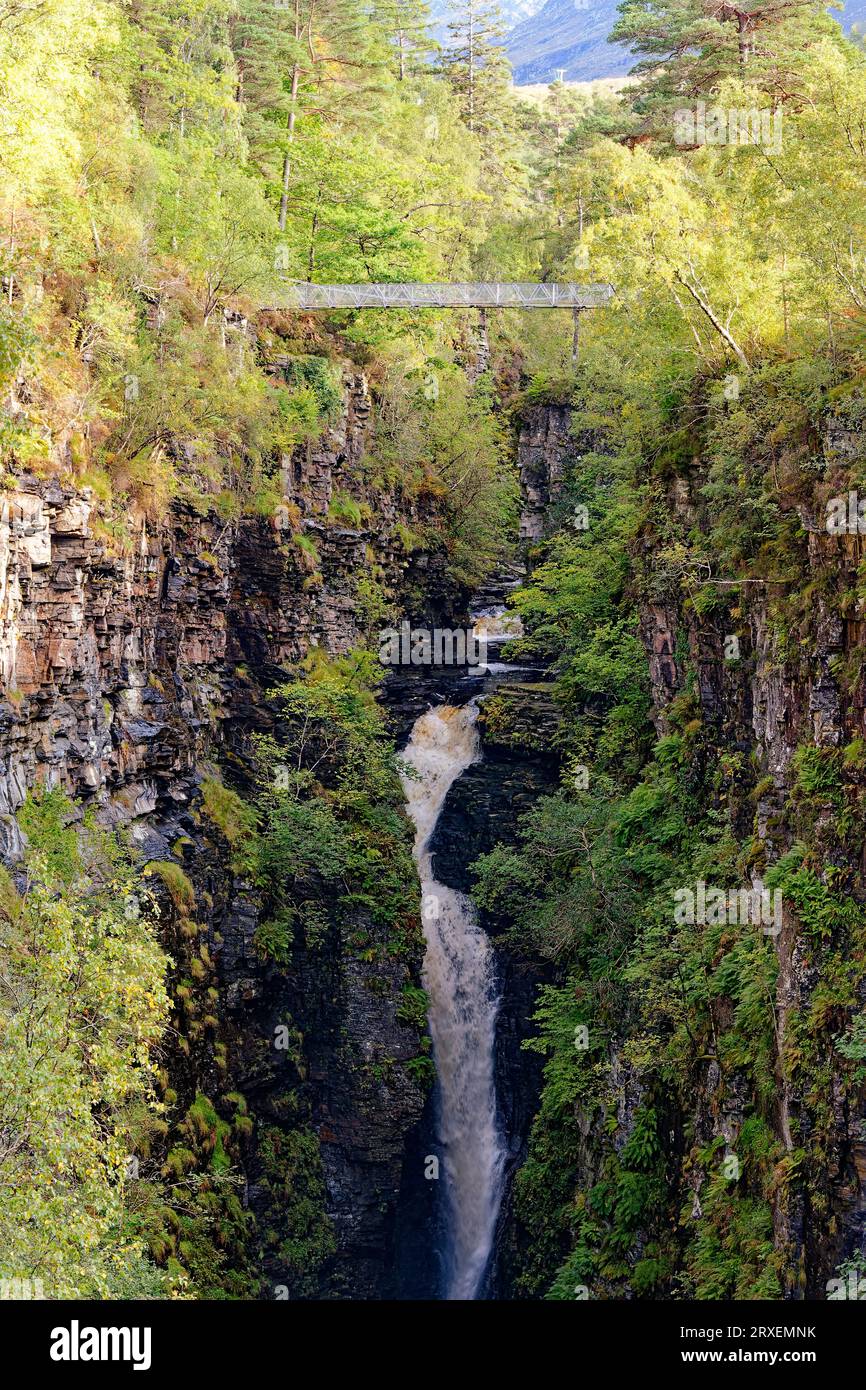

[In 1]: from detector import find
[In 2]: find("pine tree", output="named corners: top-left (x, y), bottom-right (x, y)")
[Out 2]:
top-left (229, 0), bottom-right (297, 183)
top-left (442, 0), bottom-right (511, 137)
top-left (375, 0), bottom-right (436, 80)
top-left (611, 0), bottom-right (843, 122)
top-left (229, 0), bottom-right (394, 232)
top-left (125, 0), bottom-right (236, 138)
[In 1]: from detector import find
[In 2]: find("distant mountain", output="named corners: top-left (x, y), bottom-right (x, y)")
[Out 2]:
top-left (427, 0), bottom-right (545, 42)
top-left (506, 0), bottom-right (866, 86)
top-left (507, 0), bottom-right (627, 84)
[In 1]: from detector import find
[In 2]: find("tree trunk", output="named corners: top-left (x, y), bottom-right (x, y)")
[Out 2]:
top-left (278, 61), bottom-right (301, 233)
top-left (571, 307), bottom-right (581, 367)
top-left (308, 199), bottom-right (320, 280)
top-left (278, 2), bottom-right (303, 233)
top-left (674, 270), bottom-right (750, 370)
top-left (468, 7), bottom-right (475, 131)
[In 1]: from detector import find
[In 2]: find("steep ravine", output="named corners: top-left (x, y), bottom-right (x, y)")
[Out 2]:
top-left (387, 581), bottom-right (562, 1299)
top-left (14, 378), bottom-right (863, 1300)
top-left (0, 382), bottom-right (583, 1300)
top-left (401, 392), bottom-right (866, 1300)
top-left (0, 367), bottom-right (469, 1299)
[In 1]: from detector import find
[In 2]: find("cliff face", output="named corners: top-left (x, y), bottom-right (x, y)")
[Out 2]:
top-left (636, 450), bottom-right (866, 1293)
top-left (0, 369), bottom-right (442, 1298)
top-left (507, 397), bottom-right (866, 1298)
top-left (0, 374), bottom-right (404, 823)
top-left (517, 402), bottom-right (573, 543)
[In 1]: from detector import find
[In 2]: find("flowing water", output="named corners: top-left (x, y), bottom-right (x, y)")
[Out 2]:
top-left (400, 702), bottom-right (506, 1300)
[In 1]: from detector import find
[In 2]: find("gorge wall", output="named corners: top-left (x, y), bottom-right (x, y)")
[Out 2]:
top-left (498, 392), bottom-right (866, 1299)
top-left (0, 366), bottom-right (458, 1298)
top-left (635, 445), bottom-right (866, 1294)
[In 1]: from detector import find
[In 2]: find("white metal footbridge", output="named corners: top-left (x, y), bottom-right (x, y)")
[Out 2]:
top-left (283, 282), bottom-right (613, 310)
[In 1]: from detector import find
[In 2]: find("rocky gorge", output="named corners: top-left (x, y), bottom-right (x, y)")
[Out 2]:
top-left (5, 335), bottom-right (866, 1302)
top-left (491, 389), bottom-right (866, 1302)
top-left (0, 334), bottom-right (577, 1298)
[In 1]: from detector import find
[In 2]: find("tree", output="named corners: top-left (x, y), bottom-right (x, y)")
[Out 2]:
top-left (229, 0), bottom-right (298, 172)
top-left (155, 140), bottom-right (275, 321)
top-left (229, 0), bottom-right (395, 232)
top-left (442, 0), bottom-right (512, 138)
top-left (375, 0), bottom-right (436, 80)
top-left (611, 0), bottom-right (842, 125)
top-left (125, 0), bottom-right (237, 139)
top-left (0, 792), bottom-right (171, 1297)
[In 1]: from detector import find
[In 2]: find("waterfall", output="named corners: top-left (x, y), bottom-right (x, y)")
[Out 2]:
top-left (401, 703), bottom-right (505, 1300)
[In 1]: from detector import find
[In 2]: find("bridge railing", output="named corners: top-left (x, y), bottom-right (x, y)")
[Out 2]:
top-left (282, 282), bottom-right (614, 310)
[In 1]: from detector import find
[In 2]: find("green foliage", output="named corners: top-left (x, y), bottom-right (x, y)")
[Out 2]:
top-left (0, 299), bottom-right (35, 388)
top-left (373, 361), bottom-right (519, 589)
top-left (279, 356), bottom-right (343, 421)
top-left (682, 1133), bottom-right (782, 1299)
top-left (145, 860), bottom-right (196, 913)
top-left (2, 791), bottom-right (172, 1297)
top-left (612, 0), bottom-right (840, 130)
top-left (253, 910), bottom-right (296, 965)
top-left (327, 491), bottom-right (364, 527)
top-left (835, 1012), bottom-right (866, 1081)
top-left (292, 532), bottom-right (321, 568)
top-left (406, 1054), bottom-right (436, 1086)
top-left (200, 774), bottom-right (258, 873)
top-left (441, 0), bottom-right (518, 183)
top-left (790, 746), bottom-right (842, 799)
top-left (18, 786), bottom-right (82, 883)
top-left (183, 1094), bottom-right (232, 1175)
top-left (477, 690), bottom-right (547, 751)
top-left (258, 1126), bottom-right (336, 1297)
top-left (506, 446), bottom-right (650, 773)
top-left (766, 850), bottom-right (865, 943)
top-left (250, 653), bottom-right (419, 944)
top-left (397, 983), bottom-right (429, 1031)
top-left (257, 796), bottom-right (349, 888)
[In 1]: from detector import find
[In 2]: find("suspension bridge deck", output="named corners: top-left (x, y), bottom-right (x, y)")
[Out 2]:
top-left (283, 282), bottom-right (614, 310)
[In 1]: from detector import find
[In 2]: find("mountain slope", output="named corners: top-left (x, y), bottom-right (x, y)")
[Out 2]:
top-left (507, 0), bottom-right (866, 85)
top-left (508, 0), bottom-right (628, 84)
top-left (429, 0), bottom-right (543, 25)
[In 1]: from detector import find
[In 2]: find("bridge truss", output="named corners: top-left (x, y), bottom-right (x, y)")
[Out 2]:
top-left (283, 282), bottom-right (614, 311)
